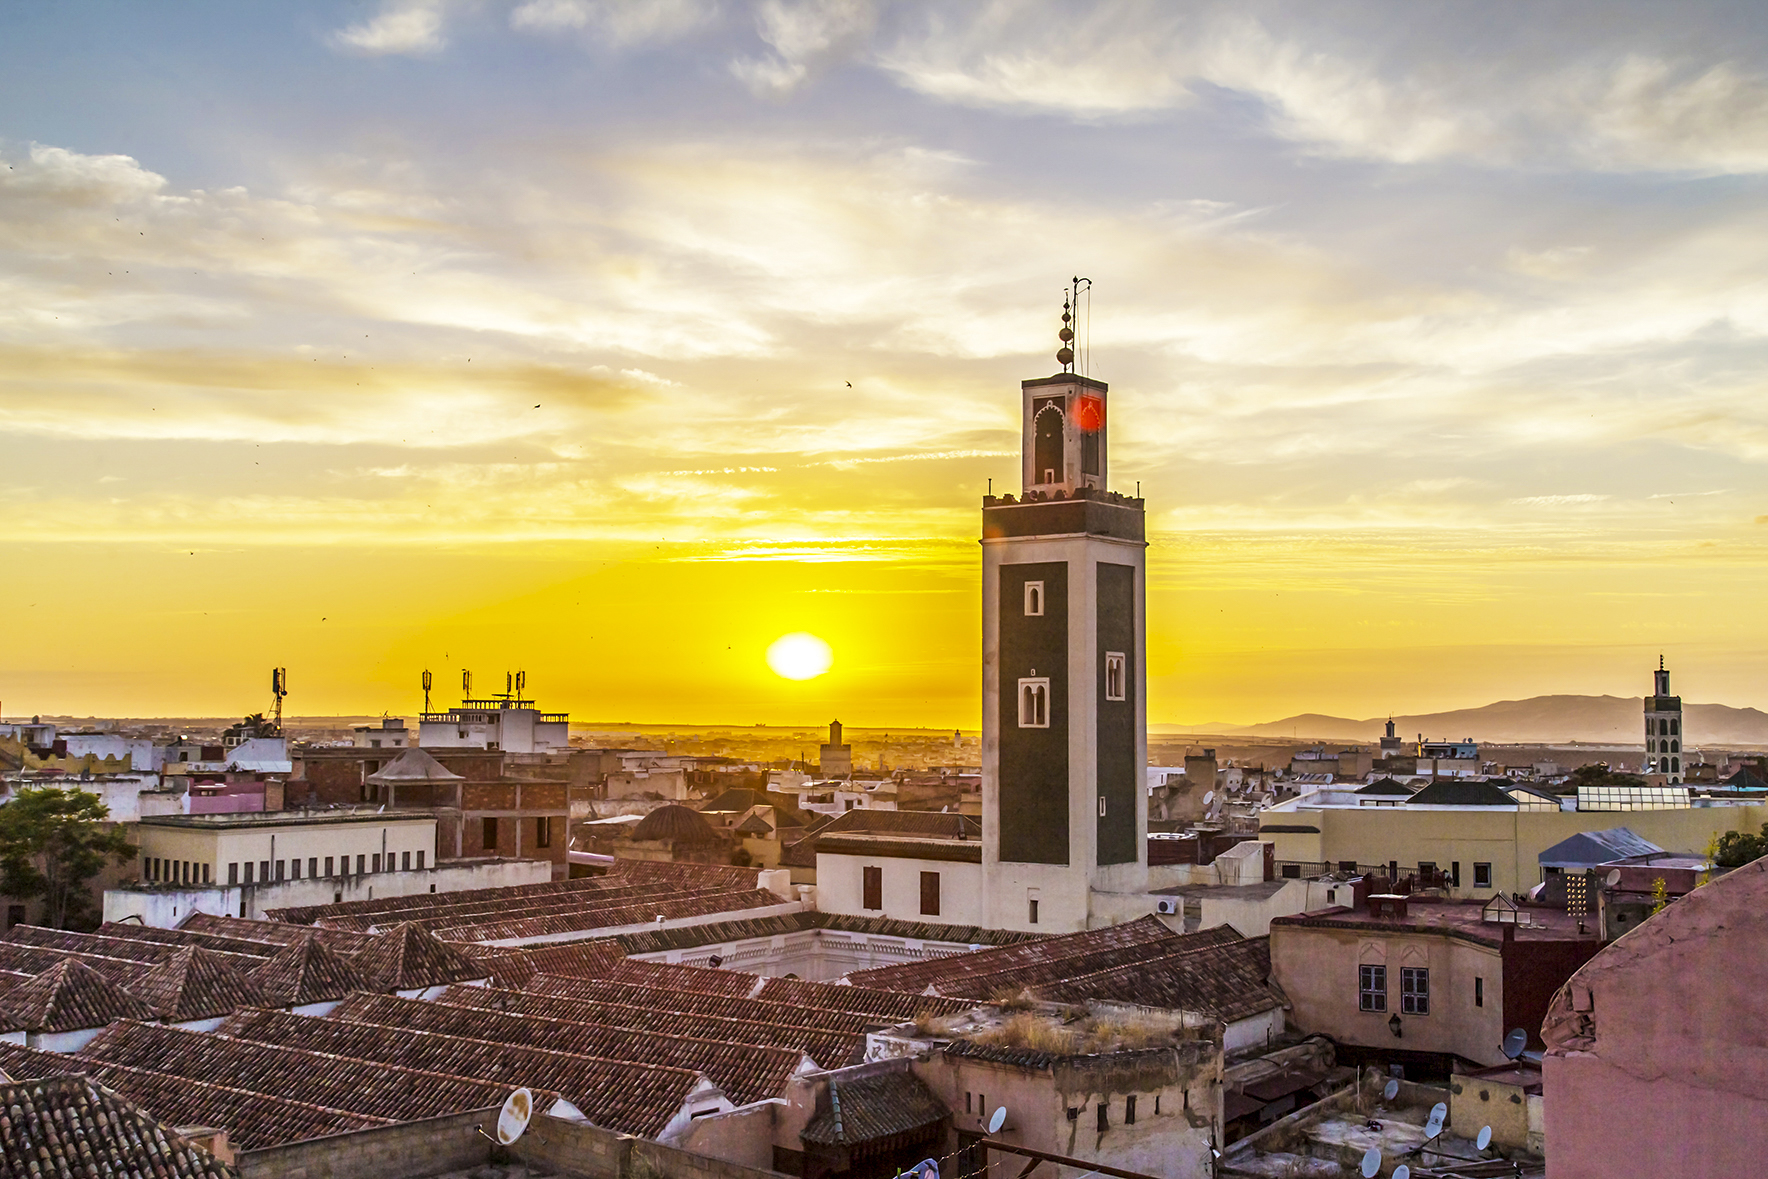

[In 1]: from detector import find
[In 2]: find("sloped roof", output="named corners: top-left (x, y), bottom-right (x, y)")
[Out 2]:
top-left (1723, 768), bottom-right (1768, 791)
top-left (177, 911), bottom-right (374, 952)
top-left (806, 809), bottom-right (982, 839)
top-left (130, 946), bottom-right (269, 1022)
top-left (0, 1074), bottom-right (237, 1179)
top-left (753, 976), bottom-right (972, 1021)
top-left (698, 788), bottom-right (814, 825)
top-left (364, 747), bottom-right (463, 784)
top-left (0, 957), bottom-right (158, 1032)
top-left (734, 812), bottom-right (775, 836)
top-left (630, 804), bottom-right (721, 843)
top-left (248, 935), bottom-right (371, 1006)
top-left (1032, 935), bottom-right (1288, 1023)
top-left (1406, 779), bottom-right (1517, 807)
top-left (801, 1068), bottom-right (947, 1147)
top-left (844, 912), bottom-right (1173, 992)
top-left (1539, 827), bottom-right (1664, 868)
top-left (1357, 777), bottom-right (1416, 796)
top-left (351, 922), bottom-right (487, 990)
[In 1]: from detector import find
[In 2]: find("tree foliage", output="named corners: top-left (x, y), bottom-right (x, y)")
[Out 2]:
top-left (1715, 823), bottom-right (1768, 868)
top-left (1556, 762), bottom-right (1649, 796)
top-left (0, 788), bottom-right (136, 930)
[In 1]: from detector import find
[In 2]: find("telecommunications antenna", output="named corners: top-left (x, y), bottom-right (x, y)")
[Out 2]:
top-left (496, 1088), bottom-right (533, 1145)
top-left (1359, 1147), bottom-right (1381, 1178)
top-left (1393, 1167), bottom-right (1410, 1179)
top-left (1503, 1028), bottom-right (1528, 1060)
top-left (1477, 1125), bottom-right (1493, 1151)
top-left (422, 669), bottom-right (433, 713)
top-left (463, 669), bottom-right (472, 696)
top-left (1382, 1078), bottom-right (1399, 1102)
top-left (988, 1106), bottom-right (1007, 1134)
top-left (1605, 868), bottom-right (1622, 887)
top-left (1424, 1102), bottom-right (1447, 1139)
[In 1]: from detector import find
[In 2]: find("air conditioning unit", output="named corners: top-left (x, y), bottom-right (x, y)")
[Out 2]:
top-left (1155, 899), bottom-right (1177, 915)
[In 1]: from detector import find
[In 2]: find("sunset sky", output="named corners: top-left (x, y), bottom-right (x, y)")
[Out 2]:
top-left (4, 1), bottom-right (1768, 728)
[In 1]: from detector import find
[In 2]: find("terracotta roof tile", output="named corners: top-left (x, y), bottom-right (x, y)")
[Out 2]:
top-left (217, 1006), bottom-right (701, 1139)
top-left (531, 978), bottom-right (876, 1035)
top-left (0, 958), bottom-right (158, 1033)
top-left (752, 976), bottom-right (972, 1020)
top-left (265, 874), bottom-right (632, 928)
top-left (456, 981), bottom-right (864, 1070)
top-left (247, 935), bottom-right (373, 1007)
top-left (844, 913), bottom-right (1178, 991)
top-left (351, 922), bottom-right (487, 991)
top-left (0, 944), bottom-right (147, 989)
top-left (5, 925), bottom-right (172, 964)
top-left (0, 1073), bottom-right (237, 1179)
top-left (130, 946), bottom-right (271, 1022)
top-left (1033, 936), bottom-right (1287, 1022)
top-left (929, 926), bottom-right (1243, 1000)
top-left (604, 958), bottom-right (762, 996)
top-left (432, 888), bottom-right (787, 944)
top-left (178, 912), bottom-right (373, 952)
top-left (95, 921), bottom-right (279, 958)
top-left (801, 1068), bottom-right (948, 1147)
top-left (330, 990), bottom-right (804, 1106)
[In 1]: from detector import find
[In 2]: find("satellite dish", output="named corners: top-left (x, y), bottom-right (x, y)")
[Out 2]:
top-left (987, 1106), bottom-right (1007, 1134)
top-left (1477, 1125), bottom-right (1493, 1151)
top-left (496, 1088), bottom-right (533, 1145)
top-left (1424, 1102), bottom-right (1447, 1138)
top-left (1503, 1028), bottom-right (1528, 1059)
top-left (1605, 869), bottom-right (1622, 887)
top-left (1382, 1078), bottom-right (1399, 1102)
top-left (1359, 1147), bottom-right (1381, 1178)
top-left (1203, 791), bottom-right (1215, 806)
top-left (1393, 1167), bottom-right (1410, 1179)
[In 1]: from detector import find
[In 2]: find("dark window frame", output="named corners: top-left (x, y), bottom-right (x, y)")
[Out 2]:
top-left (1401, 966), bottom-right (1430, 1015)
top-left (862, 865), bottom-right (882, 910)
top-left (1360, 963), bottom-right (1387, 1012)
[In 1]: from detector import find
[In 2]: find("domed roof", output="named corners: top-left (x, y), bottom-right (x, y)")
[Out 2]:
top-left (631, 804), bottom-right (720, 843)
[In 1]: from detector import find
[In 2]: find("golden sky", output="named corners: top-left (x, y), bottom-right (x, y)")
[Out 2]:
top-left (3, 2), bottom-right (1768, 727)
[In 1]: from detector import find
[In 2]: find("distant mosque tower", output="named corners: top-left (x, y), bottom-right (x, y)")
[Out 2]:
top-left (980, 281), bottom-right (1149, 932)
top-left (1645, 656), bottom-right (1684, 784)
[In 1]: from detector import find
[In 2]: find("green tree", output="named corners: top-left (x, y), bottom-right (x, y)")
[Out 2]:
top-left (1558, 762), bottom-right (1649, 796)
top-left (0, 788), bottom-right (136, 930)
top-left (1714, 823), bottom-right (1768, 868)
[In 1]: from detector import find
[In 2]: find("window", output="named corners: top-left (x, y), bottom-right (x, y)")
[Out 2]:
top-left (1401, 967), bottom-right (1430, 1015)
top-left (259, 860), bottom-right (270, 883)
top-left (1475, 976), bottom-right (1484, 1007)
top-left (275, 860), bottom-right (285, 882)
top-left (228, 862), bottom-right (239, 886)
top-left (1359, 964), bottom-right (1387, 1012)
top-left (1097, 1103), bottom-right (1109, 1132)
top-left (372, 854), bottom-right (382, 873)
top-left (1451, 861), bottom-right (1461, 888)
top-left (289, 859), bottom-right (300, 880)
top-left (1105, 652), bottom-right (1125, 702)
top-left (244, 861), bottom-right (255, 885)
top-left (1018, 678), bottom-right (1050, 728)
top-left (356, 854), bottom-right (366, 874)
top-left (862, 865), bottom-right (882, 910)
top-left (1672, 718), bottom-right (1680, 735)
top-left (1029, 898), bottom-right (1039, 925)
top-left (1125, 1095), bottom-right (1136, 1125)
top-left (920, 870), bottom-right (941, 917)
top-left (1671, 740), bottom-right (1679, 753)
top-left (966, 1092), bottom-right (972, 1113)
top-left (416, 850), bottom-right (424, 870)
top-left (1671, 757), bottom-right (1680, 772)
top-left (402, 850), bottom-right (412, 871)
top-left (324, 856), bottom-right (334, 877)
top-left (202, 863), bottom-right (210, 884)
top-left (309, 857), bottom-right (318, 878)
top-left (535, 817), bottom-right (552, 848)
top-left (482, 817), bottom-right (499, 851)
top-left (1474, 862), bottom-right (1492, 888)
top-left (1024, 581), bottom-right (1044, 616)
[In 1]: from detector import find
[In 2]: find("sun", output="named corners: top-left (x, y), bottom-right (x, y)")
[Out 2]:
top-left (766, 633), bottom-right (833, 681)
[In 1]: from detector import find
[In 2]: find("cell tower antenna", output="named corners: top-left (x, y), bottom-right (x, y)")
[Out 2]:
top-left (515, 670), bottom-right (526, 702)
top-left (270, 668), bottom-right (288, 735)
top-left (422, 669), bottom-right (433, 713)
top-left (463, 669), bottom-right (472, 698)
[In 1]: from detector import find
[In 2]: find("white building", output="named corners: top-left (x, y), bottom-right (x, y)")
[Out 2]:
top-left (352, 718), bottom-right (410, 749)
top-left (419, 694), bottom-right (569, 753)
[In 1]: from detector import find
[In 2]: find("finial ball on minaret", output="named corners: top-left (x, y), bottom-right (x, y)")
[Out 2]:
top-left (1057, 297), bottom-right (1075, 368)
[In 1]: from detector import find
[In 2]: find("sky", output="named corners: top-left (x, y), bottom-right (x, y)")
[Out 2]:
top-left (3, 0), bottom-right (1768, 728)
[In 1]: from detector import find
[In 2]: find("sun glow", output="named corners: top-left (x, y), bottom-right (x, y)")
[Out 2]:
top-left (766, 632), bottom-right (834, 681)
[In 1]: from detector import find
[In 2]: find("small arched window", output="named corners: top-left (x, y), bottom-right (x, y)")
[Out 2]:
top-left (1671, 757), bottom-right (1680, 773)
top-left (1018, 678), bottom-right (1050, 728)
top-left (1671, 739), bottom-right (1679, 753)
top-left (1024, 581), bottom-right (1044, 617)
top-left (1672, 718), bottom-right (1680, 735)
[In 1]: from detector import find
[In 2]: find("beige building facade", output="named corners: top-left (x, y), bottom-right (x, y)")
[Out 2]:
top-left (136, 810), bottom-right (438, 889)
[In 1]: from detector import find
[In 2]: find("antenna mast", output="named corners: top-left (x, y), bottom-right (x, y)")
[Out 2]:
top-left (422, 669), bottom-right (433, 713)
top-left (270, 668), bottom-right (288, 735)
top-left (463, 669), bottom-right (472, 699)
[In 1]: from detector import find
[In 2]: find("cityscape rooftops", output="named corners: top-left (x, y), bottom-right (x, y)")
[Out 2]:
top-left (1275, 896), bottom-right (1602, 946)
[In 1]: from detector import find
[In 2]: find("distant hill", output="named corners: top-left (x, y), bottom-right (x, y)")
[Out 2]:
top-left (1187, 695), bottom-right (1768, 747)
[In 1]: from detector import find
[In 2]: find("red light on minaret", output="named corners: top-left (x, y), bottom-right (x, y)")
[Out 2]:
top-left (1074, 394), bottom-right (1105, 431)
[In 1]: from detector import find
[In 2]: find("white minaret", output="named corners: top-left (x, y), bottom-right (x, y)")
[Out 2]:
top-left (980, 284), bottom-right (1148, 933)
top-left (1645, 656), bottom-right (1684, 784)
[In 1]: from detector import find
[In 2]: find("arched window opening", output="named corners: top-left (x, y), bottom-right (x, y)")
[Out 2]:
top-left (1034, 402), bottom-right (1064, 484)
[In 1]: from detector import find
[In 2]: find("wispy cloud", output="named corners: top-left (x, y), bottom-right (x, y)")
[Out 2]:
top-left (332, 0), bottom-right (449, 55)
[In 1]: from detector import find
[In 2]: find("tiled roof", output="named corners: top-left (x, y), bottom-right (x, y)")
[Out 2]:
top-left (78, 1020), bottom-right (564, 1127)
top-left (752, 976), bottom-right (972, 1020)
top-left (0, 943), bottom-right (145, 989)
top-left (364, 747), bottom-right (463, 783)
top-left (0, 1039), bottom-right (390, 1151)
top-left (696, 788), bottom-right (815, 825)
top-left (467, 981), bottom-right (864, 1070)
top-left (607, 859), bottom-right (766, 892)
top-left (630, 804), bottom-right (721, 843)
top-left (1406, 779), bottom-right (1517, 807)
top-left (330, 990), bottom-right (804, 1106)
top-left (130, 947), bottom-right (270, 1022)
top-left (352, 922), bottom-right (488, 990)
top-left (6, 925), bottom-right (171, 963)
top-left (0, 958), bottom-right (159, 1033)
top-left (1357, 777), bottom-right (1417, 796)
top-left (466, 939), bottom-right (626, 988)
top-left (248, 935), bottom-right (372, 1006)
top-left (810, 810), bottom-right (983, 839)
top-left (95, 921), bottom-right (278, 958)
top-left (1033, 935), bottom-right (1287, 1023)
top-left (606, 914), bottom-right (807, 956)
top-left (809, 835), bottom-right (982, 863)
top-left (433, 888), bottom-right (788, 944)
top-left (810, 912), bottom-right (1043, 947)
top-left (733, 813), bottom-right (775, 836)
top-left (929, 926), bottom-right (1244, 1000)
top-left (266, 875), bottom-right (637, 929)
top-left (0, 1074), bottom-right (237, 1179)
top-left (800, 1068), bottom-right (948, 1147)
top-left (178, 912), bottom-right (373, 952)
top-left (603, 958), bottom-right (765, 996)
top-left (217, 1006), bottom-right (700, 1139)
top-left (844, 913), bottom-right (1178, 991)
top-left (532, 978), bottom-right (877, 1035)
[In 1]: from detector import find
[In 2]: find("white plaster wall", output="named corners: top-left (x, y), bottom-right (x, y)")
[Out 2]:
top-left (814, 852), bottom-right (983, 926)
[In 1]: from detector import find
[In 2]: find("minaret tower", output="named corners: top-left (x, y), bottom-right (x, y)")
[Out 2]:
top-left (980, 282), bottom-right (1148, 932)
top-left (1645, 656), bottom-right (1684, 784)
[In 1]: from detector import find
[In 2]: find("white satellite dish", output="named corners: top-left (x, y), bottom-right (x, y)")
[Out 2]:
top-left (1359, 1147), bottom-right (1381, 1178)
top-left (1503, 1028), bottom-right (1528, 1060)
top-left (1605, 869), bottom-right (1622, 888)
top-left (496, 1088), bottom-right (534, 1145)
top-left (1424, 1102), bottom-right (1447, 1139)
top-left (1202, 790), bottom-right (1215, 806)
top-left (1382, 1078), bottom-right (1399, 1102)
top-left (987, 1106), bottom-right (1007, 1134)
top-left (1393, 1166), bottom-right (1410, 1179)
top-left (1476, 1125), bottom-right (1493, 1150)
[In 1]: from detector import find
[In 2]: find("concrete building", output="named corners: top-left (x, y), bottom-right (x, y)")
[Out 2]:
top-left (800, 811), bottom-right (985, 927)
top-left (1542, 856), bottom-right (1768, 1178)
top-left (352, 717), bottom-right (410, 748)
top-left (817, 720), bottom-right (852, 777)
top-left (1644, 656), bottom-right (1685, 783)
top-left (418, 689), bottom-right (569, 753)
top-left (980, 351), bottom-right (1148, 933)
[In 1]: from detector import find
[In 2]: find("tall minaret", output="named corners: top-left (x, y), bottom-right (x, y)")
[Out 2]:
top-left (980, 284), bottom-right (1148, 933)
top-left (1645, 656), bottom-right (1684, 784)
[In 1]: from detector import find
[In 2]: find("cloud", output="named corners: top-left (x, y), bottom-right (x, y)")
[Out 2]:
top-left (1508, 494), bottom-right (1612, 506)
top-left (509, 0), bottom-right (716, 45)
top-left (731, 0), bottom-right (875, 96)
top-left (331, 0), bottom-right (448, 55)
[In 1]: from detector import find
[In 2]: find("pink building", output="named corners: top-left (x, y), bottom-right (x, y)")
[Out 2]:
top-left (1542, 856), bottom-right (1768, 1178)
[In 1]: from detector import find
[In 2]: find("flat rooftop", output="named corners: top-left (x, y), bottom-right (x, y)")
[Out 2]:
top-left (139, 809), bottom-right (436, 830)
top-left (1274, 898), bottom-right (1602, 946)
